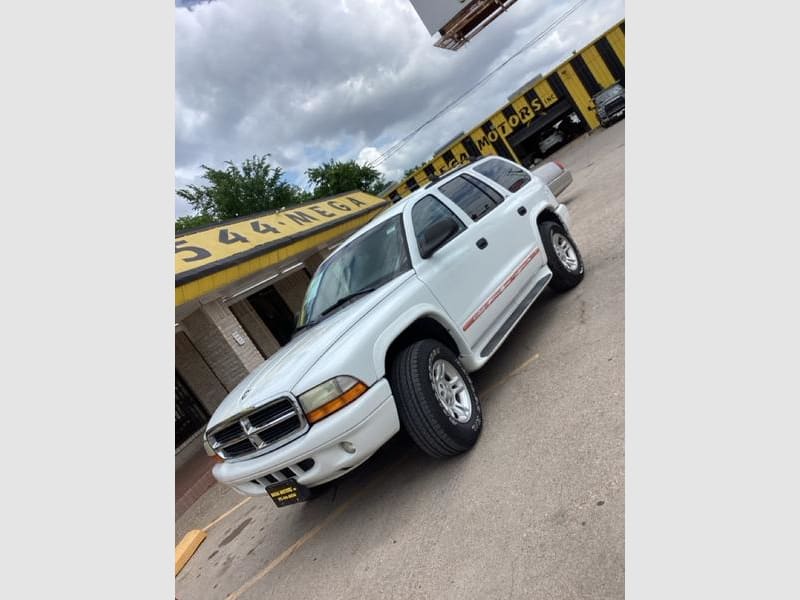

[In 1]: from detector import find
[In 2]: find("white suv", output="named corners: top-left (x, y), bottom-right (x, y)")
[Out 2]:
top-left (204, 156), bottom-right (584, 507)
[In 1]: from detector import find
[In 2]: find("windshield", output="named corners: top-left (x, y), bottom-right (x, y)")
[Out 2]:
top-left (595, 85), bottom-right (622, 102)
top-left (296, 215), bottom-right (411, 329)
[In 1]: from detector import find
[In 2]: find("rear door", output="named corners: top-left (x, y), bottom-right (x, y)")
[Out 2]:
top-left (411, 174), bottom-right (540, 351)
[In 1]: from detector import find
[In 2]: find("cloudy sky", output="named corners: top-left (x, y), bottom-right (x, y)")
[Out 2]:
top-left (175, 0), bottom-right (624, 217)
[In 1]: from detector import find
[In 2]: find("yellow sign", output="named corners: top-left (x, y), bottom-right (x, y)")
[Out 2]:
top-left (175, 191), bottom-right (389, 306)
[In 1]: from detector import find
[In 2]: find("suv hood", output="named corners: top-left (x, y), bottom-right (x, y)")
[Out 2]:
top-left (206, 272), bottom-right (412, 430)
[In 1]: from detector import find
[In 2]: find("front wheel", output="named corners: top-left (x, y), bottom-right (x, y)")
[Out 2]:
top-left (390, 339), bottom-right (482, 458)
top-left (539, 220), bottom-right (585, 292)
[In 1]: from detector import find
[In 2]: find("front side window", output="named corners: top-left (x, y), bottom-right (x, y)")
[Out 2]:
top-left (437, 174), bottom-right (502, 222)
top-left (296, 215), bottom-right (410, 329)
top-left (473, 158), bottom-right (531, 193)
top-left (411, 195), bottom-right (466, 255)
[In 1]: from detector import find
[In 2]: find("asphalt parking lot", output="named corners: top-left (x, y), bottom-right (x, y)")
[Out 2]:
top-left (176, 121), bottom-right (625, 600)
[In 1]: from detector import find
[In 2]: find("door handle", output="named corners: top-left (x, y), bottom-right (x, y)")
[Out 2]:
top-left (517, 206), bottom-right (527, 216)
top-left (476, 238), bottom-right (488, 249)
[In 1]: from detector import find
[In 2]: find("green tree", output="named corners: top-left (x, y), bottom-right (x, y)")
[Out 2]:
top-left (176, 155), bottom-right (308, 232)
top-left (305, 159), bottom-right (387, 199)
top-left (403, 162), bottom-right (426, 178)
top-left (175, 213), bottom-right (216, 233)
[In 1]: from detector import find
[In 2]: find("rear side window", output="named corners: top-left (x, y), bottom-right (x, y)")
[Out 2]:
top-left (411, 195), bottom-right (466, 253)
top-left (437, 174), bottom-right (502, 222)
top-left (473, 158), bottom-right (531, 192)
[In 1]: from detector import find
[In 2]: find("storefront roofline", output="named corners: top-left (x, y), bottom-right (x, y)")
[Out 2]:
top-left (175, 190), bottom-right (389, 308)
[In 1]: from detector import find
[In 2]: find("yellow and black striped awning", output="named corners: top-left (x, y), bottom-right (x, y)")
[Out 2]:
top-left (175, 191), bottom-right (389, 306)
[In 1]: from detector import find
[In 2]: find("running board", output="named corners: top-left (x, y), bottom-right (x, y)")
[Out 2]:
top-left (480, 273), bottom-right (552, 358)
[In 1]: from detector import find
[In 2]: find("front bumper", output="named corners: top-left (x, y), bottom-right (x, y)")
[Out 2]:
top-left (211, 378), bottom-right (400, 496)
top-left (600, 107), bottom-right (625, 126)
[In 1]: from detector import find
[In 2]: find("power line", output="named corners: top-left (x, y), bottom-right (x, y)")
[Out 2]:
top-left (367, 0), bottom-right (590, 169)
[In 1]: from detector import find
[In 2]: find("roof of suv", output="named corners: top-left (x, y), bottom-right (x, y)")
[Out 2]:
top-left (325, 155), bottom-right (515, 258)
top-left (401, 155), bottom-right (512, 204)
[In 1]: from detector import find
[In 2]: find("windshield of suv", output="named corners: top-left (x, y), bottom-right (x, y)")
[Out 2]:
top-left (295, 215), bottom-right (411, 330)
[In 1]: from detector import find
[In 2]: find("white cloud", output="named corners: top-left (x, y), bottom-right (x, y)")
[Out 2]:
top-left (175, 0), bottom-right (624, 216)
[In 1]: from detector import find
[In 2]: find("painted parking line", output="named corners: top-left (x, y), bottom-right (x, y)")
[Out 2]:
top-left (202, 496), bottom-right (252, 532)
top-left (222, 346), bottom-right (538, 598)
top-left (225, 453), bottom-right (409, 600)
top-left (194, 347), bottom-right (539, 536)
top-left (198, 351), bottom-right (539, 538)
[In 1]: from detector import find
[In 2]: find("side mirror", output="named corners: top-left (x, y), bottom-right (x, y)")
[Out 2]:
top-left (419, 219), bottom-right (459, 259)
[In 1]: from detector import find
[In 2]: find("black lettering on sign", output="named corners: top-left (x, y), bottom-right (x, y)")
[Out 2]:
top-left (347, 196), bottom-right (367, 208)
top-left (286, 211), bottom-right (318, 226)
top-left (250, 220), bottom-right (280, 234)
top-left (309, 205), bottom-right (336, 218)
top-left (458, 152), bottom-right (468, 163)
top-left (219, 229), bottom-right (249, 244)
top-left (175, 240), bottom-right (211, 262)
top-left (477, 137), bottom-right (489, 149)
top-left (327, 200), bottom-right (351, 212)
top-left (461, 136), bottom-right (479, 158)
top-left (518, 106), bottom-right (532, 122)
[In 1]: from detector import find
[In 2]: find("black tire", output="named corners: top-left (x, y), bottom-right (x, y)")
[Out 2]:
top-left (389, 339), bottom-right (482, 458)
top-left (539, 219), bottom-right (585, 292)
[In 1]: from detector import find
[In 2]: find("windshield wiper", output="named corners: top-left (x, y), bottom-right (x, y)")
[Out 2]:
top-left (320, 287), bottom-right (377, 317)
top-left (292, 319), bottom-right (319, 335)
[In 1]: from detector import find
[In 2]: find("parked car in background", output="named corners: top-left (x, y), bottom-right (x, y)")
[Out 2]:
top-left (538, 129), bottom-right (565, 155)
top-left (532, 160), bottom-right (572, 197)
top-left (592, 83), bottom-right (625, 127)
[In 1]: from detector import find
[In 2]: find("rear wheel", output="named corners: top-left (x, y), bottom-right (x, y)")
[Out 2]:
top-left (539, 220), bottom-right (584, 292)
top-left (390, 339), bottom-right (482, 458)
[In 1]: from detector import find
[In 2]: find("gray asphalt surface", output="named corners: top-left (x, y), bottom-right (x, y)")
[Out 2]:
top-left (176, 121), bottom-right (625, 600)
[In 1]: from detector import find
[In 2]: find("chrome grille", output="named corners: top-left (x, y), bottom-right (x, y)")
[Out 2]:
top-left (207, 396), bottom-right (308, 461)
top-left (604, 98), bottom-right (624, 114)
top-left (212, 422), bottom-right (245, 445)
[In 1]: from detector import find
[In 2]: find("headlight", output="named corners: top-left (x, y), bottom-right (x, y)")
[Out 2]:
top-left (203, 436), bottom-right (223, 462)
top-left (298, 376), bottom-right (368, 424)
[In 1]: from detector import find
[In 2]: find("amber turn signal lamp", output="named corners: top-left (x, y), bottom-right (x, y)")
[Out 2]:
top-left (306, 382), bottom-right (368, 424)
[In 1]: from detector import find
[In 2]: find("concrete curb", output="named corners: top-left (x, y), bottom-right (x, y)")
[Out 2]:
top-left (175, 529), bottom-right (207, 576)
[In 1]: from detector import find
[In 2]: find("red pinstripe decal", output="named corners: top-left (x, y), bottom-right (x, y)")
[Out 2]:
top-left (462, 247), bottom-right (540, 332)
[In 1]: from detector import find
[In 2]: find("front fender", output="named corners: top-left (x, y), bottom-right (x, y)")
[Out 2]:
top-left (371, 302), bottom-right (466, 379)
top-left (291, 278), bottom-right (463, 395)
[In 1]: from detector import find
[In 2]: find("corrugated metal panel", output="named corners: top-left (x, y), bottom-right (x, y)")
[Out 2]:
top-left (594, 37), bottom-right (625, 84)
top-left (569, 54), bottom-right (602, 96)
top-left (582, 45), bottom-right (615, 88)
top-left (555, 62), bottom-right (599, 128)
top-left (607, 27), bottom-right (626, 64)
